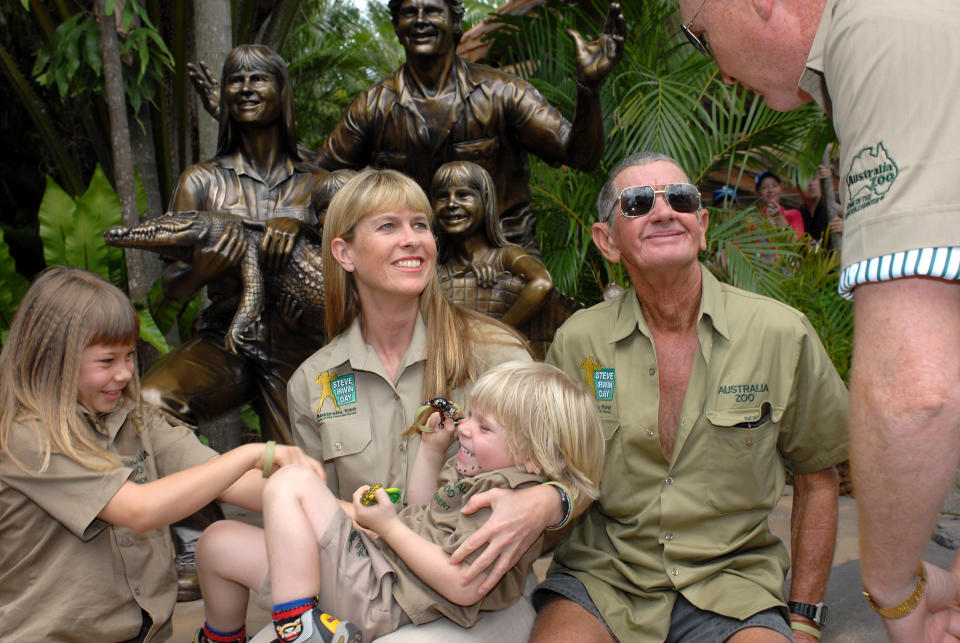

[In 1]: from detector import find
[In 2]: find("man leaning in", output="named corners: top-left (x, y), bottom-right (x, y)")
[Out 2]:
top-left (675, 1), bottom-right (960, 639)
top-left (531, 152), bottom-right (848, 642)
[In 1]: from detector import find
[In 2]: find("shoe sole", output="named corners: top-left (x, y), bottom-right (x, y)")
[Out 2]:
top-left (332, 621), bottom-right (362, 643)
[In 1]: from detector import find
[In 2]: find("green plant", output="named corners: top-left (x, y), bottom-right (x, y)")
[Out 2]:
top-left (0, 165), bottom-right (199, 352)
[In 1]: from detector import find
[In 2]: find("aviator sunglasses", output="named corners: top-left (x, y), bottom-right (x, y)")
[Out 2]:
top-left (610, 184), bottom-right (702, 220)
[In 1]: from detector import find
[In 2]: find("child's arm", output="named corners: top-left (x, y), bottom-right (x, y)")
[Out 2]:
top-left (352, 486), bottom-right (488, 606)
top-left (405, 411), bottom-right (457, 505)
top-left (98, 443), bottom-right (322, 532)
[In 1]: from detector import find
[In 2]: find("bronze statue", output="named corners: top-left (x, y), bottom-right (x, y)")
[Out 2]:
top-left (189, 1), bottom-right (626, 251)
top-left (317, 0), bottom-right (626, 250)
top-left (135, 45), bottom-right (327, 601)
top-left (142, 44), bottom-right (327, 448)
top-left (432, 160), bottom-right (552, 328)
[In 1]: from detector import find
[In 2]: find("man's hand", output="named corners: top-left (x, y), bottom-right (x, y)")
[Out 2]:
top-left (261, 217), bottom-right (300, 273)
top-left (193, 219), bottom-right (245, 282)
top-left (352, 485), bottom-right (399, 535)
top-left (187, 60), bottom-right (221, 119)
top-left (570, 2), bottom-right (626, 89)
top-left (449, 484), bottom-right (559, 595)
top-left (881, 562), bottom-right (960, 642)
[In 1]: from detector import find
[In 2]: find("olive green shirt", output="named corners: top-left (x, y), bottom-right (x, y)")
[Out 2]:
top-left (288, 314), bottom-right (531, 500)
top-left (0, 403), bottom-right (216, 642)
top-left (546, 267), bottom-right (848, 642)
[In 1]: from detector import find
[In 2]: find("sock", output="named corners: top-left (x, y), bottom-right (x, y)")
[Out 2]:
top-left (272, 596), bottom-right (317, 643)
top-left (200, 622), bottom-right (246, 643)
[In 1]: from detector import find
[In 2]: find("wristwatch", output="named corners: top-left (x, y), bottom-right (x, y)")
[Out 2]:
top-left (788, 601), bottom-right (828, 626)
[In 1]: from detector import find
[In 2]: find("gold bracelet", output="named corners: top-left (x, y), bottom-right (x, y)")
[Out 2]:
top-left (862, 564), bottom-right (926, 619)
top-left (790, 621), bottom-right (821, 640)
top-left (262, 440), bottom-right (276, 478)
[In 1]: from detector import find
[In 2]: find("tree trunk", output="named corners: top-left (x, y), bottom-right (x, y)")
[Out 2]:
top-left (96, 0), bottom-right (147, 300)
top-left (194, 0), bottom-right (232, 159)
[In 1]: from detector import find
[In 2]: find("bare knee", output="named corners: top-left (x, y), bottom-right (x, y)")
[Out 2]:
top-left (530, 596), bottom-right (614, 643)
top-left (263, 464), bottom-right (323, 506)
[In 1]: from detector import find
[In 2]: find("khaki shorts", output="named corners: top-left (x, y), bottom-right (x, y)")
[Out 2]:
top-left (259, 510), bottom-right (410, 641)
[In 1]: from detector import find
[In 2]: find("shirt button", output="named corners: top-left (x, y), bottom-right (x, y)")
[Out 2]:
top-left (394, 393), bottom-right (400, 401)
top-left (646, 429), bottom-right (655, 438)
top-left (664, 532), bottom-right (674, 541)
top-left (665, 476), bottom-right (674, 486)
top-left (649, 367), bottom-right (656, 376)
top-left (681, 419), bottom-right (687, 426)
top-left (671, 568), bottom-right (680, 577)
top-left (134, 587), bottom-right (141, 596)
top-left (745, 439), bottom-right (753, 447)
top-left (335, 441), bottom-right (343, 451)
top-left (399, 443), bottom-right (405, 452)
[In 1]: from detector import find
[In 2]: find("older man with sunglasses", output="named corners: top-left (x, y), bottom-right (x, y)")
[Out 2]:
top-left (677, 1), bottom-right (960, 641)
top-left (531, 152), bottom-right (848, 643)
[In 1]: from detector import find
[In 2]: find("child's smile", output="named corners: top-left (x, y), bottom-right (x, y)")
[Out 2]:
top-left (77, 342), bottom-right (136, 414)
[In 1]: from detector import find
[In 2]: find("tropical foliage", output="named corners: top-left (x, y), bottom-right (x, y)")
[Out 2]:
top-left (484, 0), bottom-right (851, 374)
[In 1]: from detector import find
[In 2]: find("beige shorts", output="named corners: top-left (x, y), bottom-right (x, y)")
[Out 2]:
top-left (259, 509), bottom-right (410, 641)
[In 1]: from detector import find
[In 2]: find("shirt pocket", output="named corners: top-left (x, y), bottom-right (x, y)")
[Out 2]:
top-left (319, 408), bottom-right (373, 463)
top-left (452, 137), bottom-right (500, 161)
top-left (702, 402), bottom-right (782, 513)
top-left (597, 418), bottom-right (631, 517)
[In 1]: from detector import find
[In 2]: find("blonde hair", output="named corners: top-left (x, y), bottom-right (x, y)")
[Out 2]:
top-left (469, 361), bottom-right (604, 504)
top-left (0, 267), bottom-right (141, 472)
top-left (322, 168), bottom-right (529, 402)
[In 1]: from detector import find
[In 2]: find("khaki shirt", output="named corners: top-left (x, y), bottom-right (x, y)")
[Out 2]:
top-left (376, 458), bottom-right (545, 627)
top-left (288, 315), bottom-right (531, 499)
top-left (546, 267), bottom-right (848, 642)
top-left (800, 0), bottom-right (960, 268)
top-left (0, 403), bottom-right (216, 642)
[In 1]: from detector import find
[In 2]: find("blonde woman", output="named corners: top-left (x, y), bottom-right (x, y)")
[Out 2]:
top-left (284, 169), bottom-right (573, 640)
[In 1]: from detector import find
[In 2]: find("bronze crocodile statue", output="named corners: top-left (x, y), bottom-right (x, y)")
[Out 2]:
top-left (105, 210), bottom-right (324, 358)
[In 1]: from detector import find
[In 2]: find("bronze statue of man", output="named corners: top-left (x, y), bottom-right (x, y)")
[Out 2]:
top-left (316, 0), bottom-right (626, 249)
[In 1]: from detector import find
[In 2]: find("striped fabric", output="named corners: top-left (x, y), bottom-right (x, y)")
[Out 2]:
top-left (838, 247), bottom-right (960, 300)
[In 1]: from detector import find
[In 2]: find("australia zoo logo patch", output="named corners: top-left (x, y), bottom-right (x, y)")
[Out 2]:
top-left (845, 142), bottom-right (898, 218)
top-left (315, 371), bottom-right (358, 421)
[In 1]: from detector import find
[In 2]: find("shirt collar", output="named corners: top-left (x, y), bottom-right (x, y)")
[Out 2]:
top-left (608, 264), bottom-right (730, 348)
top-left (218, 149), bottom-right (296, 189)
top-left (798, 0), bottom-right (836, 116)
top-left (328, 313), bottom-right (429, 377)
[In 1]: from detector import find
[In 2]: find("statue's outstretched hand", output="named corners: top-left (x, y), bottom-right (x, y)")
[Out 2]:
top-left (187, 60), bottom-right (221, 119)
top-left (569, 2), bottom-right (626, 89)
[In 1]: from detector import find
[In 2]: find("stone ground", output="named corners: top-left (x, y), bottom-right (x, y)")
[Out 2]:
top-left (171, 490), bottom-right (956, 641)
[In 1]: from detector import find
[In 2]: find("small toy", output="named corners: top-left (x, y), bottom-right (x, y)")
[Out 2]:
top-left (412, 396), bottom-right (463, 433)
top-left (360, 484), bottom-right (402, 506)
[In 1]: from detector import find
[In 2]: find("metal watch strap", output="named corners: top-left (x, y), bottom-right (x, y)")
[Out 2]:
top-left (787, 601), bottom-right (827, 626)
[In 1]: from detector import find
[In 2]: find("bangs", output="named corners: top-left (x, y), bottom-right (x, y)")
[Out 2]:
top-left (87, 289), bottom-right (140, 347)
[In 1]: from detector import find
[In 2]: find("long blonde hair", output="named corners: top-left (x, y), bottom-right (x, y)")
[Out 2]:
top-left (322, 168), bottom-right (528, 399)
top-left (0, 267), bottom-right (141, 472)
top-left (469, 361), bottom-right (604, 504)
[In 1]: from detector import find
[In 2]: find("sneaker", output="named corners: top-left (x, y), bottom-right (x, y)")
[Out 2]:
top-left (274, 606), bottom-right (361, 643)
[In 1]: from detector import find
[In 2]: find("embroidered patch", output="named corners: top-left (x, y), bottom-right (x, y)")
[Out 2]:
top-left (593, 369), bottom-right (616, 401)
top-left (126, 450), bottom-right (150, 484)
top-left (717, 383), bottom-right (769, 404)
top-left (316, 371), bottom-right (358, 421)
top-left (845, 142), bottom-right (899, 218)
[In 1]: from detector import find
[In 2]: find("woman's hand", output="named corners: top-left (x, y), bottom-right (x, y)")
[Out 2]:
top-left (449, 484), bottom-right (561, 595)
top-left (352, 485), bottom-right (399, 535)
top-left (420, 411), bottom-right (458, 455)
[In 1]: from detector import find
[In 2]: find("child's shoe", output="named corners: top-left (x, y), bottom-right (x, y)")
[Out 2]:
top-left (274, 606), bottom-right (361, 643)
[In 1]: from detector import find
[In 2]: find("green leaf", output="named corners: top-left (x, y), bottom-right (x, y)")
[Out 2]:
top-left (136, 306), bottom-right (171, 353)
top-left (37, 175), bottom-right (78, 267)
top-left (0, 228), bottom-right (31, 332)
top-left (76, 165), bottom-right (123, 281)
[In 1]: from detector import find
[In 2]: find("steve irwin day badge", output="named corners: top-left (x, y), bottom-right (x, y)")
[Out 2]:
top-left (315, 370), bottom-right (358, 421)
